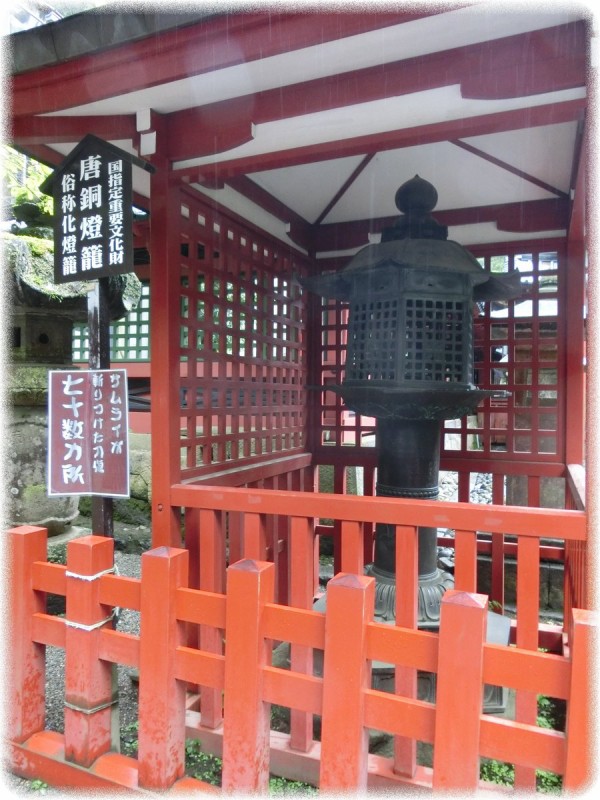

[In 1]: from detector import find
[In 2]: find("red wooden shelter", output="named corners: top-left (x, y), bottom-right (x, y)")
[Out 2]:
top-left (5, 4), bottom-right (598, 794)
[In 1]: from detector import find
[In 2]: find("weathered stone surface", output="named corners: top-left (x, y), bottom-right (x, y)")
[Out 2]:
top-left (129, 434), bottom-right (151, 503)
top-left (5, 231), bottom-right (142, 321)
top-left (7, 405), bottom-right (79, 535)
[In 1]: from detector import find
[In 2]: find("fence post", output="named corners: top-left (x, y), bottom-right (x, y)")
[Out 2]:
top-left (432, 589), bottom-right (488, 791)
top-left (514, 536), bottom-right (540, 790)
top-left (289, 515), bottom-right (316, 752)
top-left (199, 508), bottom-right (226, 730)
top-left (563, 607), bottom-right (596, 791)
top-left (64, 535), bottom-right (117, 767)
top-left (138, 546), bottom-right (189, 790)
top-left (320, 573), bottom-right (374, 792)
top-left (222, 559), bottom-right (275, 793)
top-left (8, 526), bottom-right (48, 744)
top-left (394, 524), bottom-right (419, 777)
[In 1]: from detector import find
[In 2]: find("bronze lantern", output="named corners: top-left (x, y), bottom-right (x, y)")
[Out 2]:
top-left (304, 175), bottom-right (523, 628)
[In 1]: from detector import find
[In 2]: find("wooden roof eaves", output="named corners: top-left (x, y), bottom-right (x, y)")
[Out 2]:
top-left (172, 99), bottom-right (587, 185)
top-left (10, 10), bottom-right (433, 118)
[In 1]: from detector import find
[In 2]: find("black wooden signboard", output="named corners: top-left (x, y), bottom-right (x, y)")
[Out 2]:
top-left (42, 135), bottom-right (135, 284)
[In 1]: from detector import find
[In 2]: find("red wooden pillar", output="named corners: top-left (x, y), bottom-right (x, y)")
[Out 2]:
top-left (320, 573), bottom-right (374, 792)
top-left (490, 474), bottom-right (505, 609)
top-left (242, 512), bottom-right (268, 560)
top-left (138, 546), bottom-right (189, 790)
top-left (222, 560), bottom-right (274, 793)
top-left (454, 528), bottom-right (478, 592)
top-left (8, 526), bottom-right (47, 743)
top-left (563, 608), bottom-right (595, 791)
top-left (64, 535), bottom-right (116, 767)
top-left (564, 153), bottom-right (586, 466)
top-left (328, 465), bottom-right (347, 576)
top-left (149, 114), bottom-right (183, 548)
top-left (432, 589), bottom-right (488, 791)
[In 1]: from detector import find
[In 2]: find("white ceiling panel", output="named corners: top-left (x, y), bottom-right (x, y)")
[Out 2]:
top-left (250, 156), bottom-right (367, 224)
top-left (318, 139), bottom-right (557, 226)
top-left (461, 123), bottom-right (579, 194)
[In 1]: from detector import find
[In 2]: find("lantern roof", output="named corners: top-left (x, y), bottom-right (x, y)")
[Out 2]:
top-left (304, 176), bottom-right (526, 304)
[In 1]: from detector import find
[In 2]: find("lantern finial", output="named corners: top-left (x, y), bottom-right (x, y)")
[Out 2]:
top-left (394, 174), bottom-right (438, 214)
top-left (383, 175), bottom-right (446, 242)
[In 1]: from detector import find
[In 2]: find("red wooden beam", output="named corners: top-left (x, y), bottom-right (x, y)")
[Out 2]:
top-left (12, 143), bottom-right (66, 168)
top-left (11, 11), bottom-right (438, 117)
top-left (309, 198), bottom-right (570, 254)
top-left (178, 99), bottom-right (585, 184)
top-left (164, 21), bottom-right (585, 164)
top-left (10, 114), bottom-right (136, 146)
top-left (225, 174), bottom-right (315, 251)
top-left (461, 21), bottom-right (587, 100)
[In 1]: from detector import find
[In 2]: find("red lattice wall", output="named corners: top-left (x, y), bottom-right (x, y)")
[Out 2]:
top-left (176, 189), bottom-right (312, 481)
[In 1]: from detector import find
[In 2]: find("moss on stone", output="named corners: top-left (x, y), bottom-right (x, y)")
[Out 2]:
top-left (9, 364), bottom-right (53, 405)
top-left (21, 483), bottom-right (48, 504)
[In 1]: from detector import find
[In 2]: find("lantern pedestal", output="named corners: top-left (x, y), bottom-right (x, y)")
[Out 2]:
top-left (367, 417), bottom-right (449, 628)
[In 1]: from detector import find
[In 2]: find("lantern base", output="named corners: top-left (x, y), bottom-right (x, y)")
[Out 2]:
top-left (333, 384), bottom-right (507, 421)
top-left (365, 562), bottom-right (455, 630)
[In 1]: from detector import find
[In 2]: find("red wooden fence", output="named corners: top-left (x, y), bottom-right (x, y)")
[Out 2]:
top-left (7, 522), bottom-right (594, 794)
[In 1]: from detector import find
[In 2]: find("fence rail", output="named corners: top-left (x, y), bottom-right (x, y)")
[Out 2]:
top-left (171, 483), bottom-right (585, 634)
top-left (7, 524), bottom-right (594, 794)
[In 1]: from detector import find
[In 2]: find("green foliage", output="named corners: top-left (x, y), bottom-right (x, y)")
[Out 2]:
top-left (184, 738), bottom-right (222, 786)
top-left (269, 776), bottom-right (317, 794)
top-left (537, 694), bottom-right (565, 731)
top-left (78, 496), bottom-right (92, 517)
top-left (480, 759), bottom-right (514, 786)
top-left (490, 255), bottom-right (509, 274)
top-left (479, 694), bottom-right (565, 792)
top-left (2, 145), bottom-right (53, 222)
top-left (116, 730), bottom-right (316, 792)
top-left (27, 779), bottom-right (49, 793)
top-left (47, 542), bottom-right (68, 565)
top-left (120, 721), bottom-right (139, 757)
top-left (536, 769), bottom-right (562, 793)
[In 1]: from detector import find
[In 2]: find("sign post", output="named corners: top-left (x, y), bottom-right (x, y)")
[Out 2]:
top-left (42, 135), bottom-right (153, 536)
top-left (88, 279), bottom-right (114, 535)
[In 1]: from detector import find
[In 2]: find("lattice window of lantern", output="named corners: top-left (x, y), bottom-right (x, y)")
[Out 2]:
top-left (346, 297), bottom-right (399, 382)
top-left (404, 297), bottom-right (466, 383)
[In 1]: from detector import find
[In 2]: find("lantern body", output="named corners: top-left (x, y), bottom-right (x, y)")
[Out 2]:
top-left (345, 266), bottom-right (473, 390)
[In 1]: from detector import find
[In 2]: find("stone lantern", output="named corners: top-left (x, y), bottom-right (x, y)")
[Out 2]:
top-left (6, 235), bottom-right (140, 534)
top-left (304, 175), bottom-right (523, 628)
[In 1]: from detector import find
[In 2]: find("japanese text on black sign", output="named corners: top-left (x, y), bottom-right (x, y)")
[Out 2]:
top-left (48, 370), bottom-right (130, 497)
top-left (53, 141), bottom-right (132, 283)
